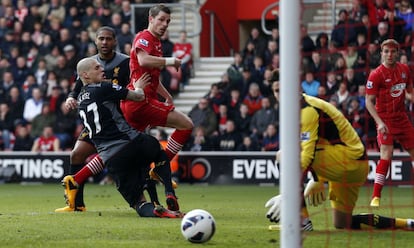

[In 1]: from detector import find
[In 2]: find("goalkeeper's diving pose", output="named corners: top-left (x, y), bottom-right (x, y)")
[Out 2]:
top-left (265, 79), bottom-right (414, 230)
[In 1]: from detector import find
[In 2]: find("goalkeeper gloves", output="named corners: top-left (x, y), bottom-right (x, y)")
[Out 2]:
top-left (304, 178), bottom-right (326, 206)
top-left (265, 194), bottom-right (281, 223)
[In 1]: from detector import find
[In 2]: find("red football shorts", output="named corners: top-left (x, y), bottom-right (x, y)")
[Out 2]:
top-left (121, 98), bottom-right (175, 132)
top-left (377, 113), bottom-right (414, 149)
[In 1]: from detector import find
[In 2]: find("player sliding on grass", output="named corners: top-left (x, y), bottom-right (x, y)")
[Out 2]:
top-left (365, 39), bottom-right (414, 208)
top-left (265, 75), bottom-right (414, 231)
top-left (60, 57), bottom-right (182, 218)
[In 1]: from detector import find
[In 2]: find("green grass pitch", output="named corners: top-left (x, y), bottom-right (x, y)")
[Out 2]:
top-left (0, 183), bottom-right (413, 247)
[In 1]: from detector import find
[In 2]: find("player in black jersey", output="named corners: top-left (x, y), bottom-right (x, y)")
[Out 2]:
top-left (69, 57), bottom-right (180, 216)
top-left (55, 26), bottom-right (167, 216)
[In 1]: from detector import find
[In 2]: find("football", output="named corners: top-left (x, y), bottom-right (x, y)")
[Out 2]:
top-left (180, 209), bottom-right (216, 243)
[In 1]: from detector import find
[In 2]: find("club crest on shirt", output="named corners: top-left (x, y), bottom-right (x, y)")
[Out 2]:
top-left (402, 72), bottom-right (406, 79)
top-left (138, 38), bottom-right (149, 47)
top-left (301, 131), bottom-right (310, 141)
top-left (366, 81), bottom-right (373, 89)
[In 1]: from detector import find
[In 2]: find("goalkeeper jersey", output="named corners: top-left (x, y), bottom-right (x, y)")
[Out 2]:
top-left (300, 94), bottom-right (365, 172)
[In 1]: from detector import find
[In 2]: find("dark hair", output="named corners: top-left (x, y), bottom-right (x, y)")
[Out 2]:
top-left (96, 26), bottom-right (116, 39)
top-left (149, 4), bottom-right (171, 17)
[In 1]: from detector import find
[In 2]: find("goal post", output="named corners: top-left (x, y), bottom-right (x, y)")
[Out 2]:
top-left (279, 0), bottom-right (302, 247)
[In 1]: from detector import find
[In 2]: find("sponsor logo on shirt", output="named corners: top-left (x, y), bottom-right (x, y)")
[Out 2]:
top-left (112, 84), bottom-right (122, 91)
top-left (301, 132), bottom-right (310, 141)
top-left (390, 83), bottom-right (405, 97)
top-left (138, 38), bottom-right (149, 47)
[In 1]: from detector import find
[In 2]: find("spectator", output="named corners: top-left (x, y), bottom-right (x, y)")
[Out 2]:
top-left (344, 42), bottom-right (359, 69)
top-left (300, 24), bottom-right (316, 67)
top-left (81, 4), bottom-right (98, 30)
top-left (13, 122), bottom-right (33, 151)
top-left (21, 74), bottom-right (38, 100)
top-left (53, 55), bottom-right (74, 82)
top-left (22, 86), bottom-right (43, 123)
top-left (160, 30), bottom-right (177, 94)
top-left (315, 32), bottom-right (330, 56)
top-left (0, 102), bottom-right (14, 150)
top-left (261, 123), bottom-right (279, 151)
top-left (53, 101), bottom-right (77, 150)
top-left (249, 97), bottom-right (277, 142)
top-left (244, 27), bottom-right (267, 59)
top-left (234, 103), bottom-right (252, 137)
top-left (22, 4), bottom-right (42, 33)
top-left (226, 88), bottom-right (242, 119)
top-left (216, 104), bottom-right (229, 135)
top-left (109, 12), bottom-right (122, 35)
top-left (33, 58), bottom-right (48, 87)
top-left (5, 85), bottom-right (24, 124)
top-left (343, 68), bottom-right (360, 94)
top-left (87, 18), bottom-right (103, 44)
top-left (241, 40), bottom-right (256, 71)
top-left (335, 81), bottom-right (351, 112)
top-left (237, 135), bottom-right (261, 151)
top-left (63, 44), bottom-right (79, 73)
top-left (120, 0), bottom-right (132, 24)
top-left (213, 119), bottom-right (242, 151)
top-left (250, 56), bottom-right (265, 85)
top-left (11, 56), bottom-right (31, 86)
top-left (188, 98), bottom-right (218, 137)
top-left (367, 42), bottom-right (381, 69)
top-left (332, 56), bottom-right (347, 83)
top-left (183, 126), bottom-right (213, 152)
top-left (99, 4), bottom-right (112, 26)
top-left (173, 30), bottom-right (193, 87)
top-left (31, 125), bottom-right (60, 152)
top-left (264, 40), bottom-right (278, 66)
top-left (38, 34), bottom-right (54, 56)
top-left (18, 31), bottom-right (35, 55)
top-left (243, 82), bottom-right (263, 116)
top-left (117, 23), bottom-right (134, 54)
top-left (317, 85), bottom-right (328, 101)
top-left (205, 83), bottom-right (225, 114)
top-left (30, 102), bottom-right (56, 139)
top-left (261, 67), bottom-right (275, 97)
top-left (0, 71), bottom-right (17, 100)
top-left (308, 51), bottom-right (331, 84)
top-left (371, 20), bottom-right (390, 46)
top-left (226, 52), bottom-right (244, 92)
top-left (47, 85), bottom-right (65, 114)
top-left (76, 30), bottom-right (93, 59)
top-left (44, 45), bottom-right (61, 71)
top-left (382, 7), bottom-right (406, 44)
top-left (346, 96), bottom-right (365, 137)
top-left (38, 0), bottom-right (65, 27)
top-left (396, 0), bottom-right (414, 35)
top-left (331, 9), bottom-right (357, 48)
top-left (301, 71), bottom-right (320, 97)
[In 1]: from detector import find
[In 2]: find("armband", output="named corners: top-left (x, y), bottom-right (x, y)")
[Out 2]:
top-left (165, 57), bottom-right (175, 66)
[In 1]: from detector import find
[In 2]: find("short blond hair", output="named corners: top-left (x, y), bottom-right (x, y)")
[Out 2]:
top-left (380, 39), bottom-right (400, 51)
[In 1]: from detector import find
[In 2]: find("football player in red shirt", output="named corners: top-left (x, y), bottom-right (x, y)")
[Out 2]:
top-left (365, 39), bottom-right (414, 207)
top-left (121, 4), bottom-right (193, 167)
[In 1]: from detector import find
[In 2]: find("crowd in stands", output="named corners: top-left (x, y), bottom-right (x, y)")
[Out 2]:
top-left (0, 0), bottom-right (178, 152)
top-left (183, 0), bottom-right (414, 152)
top-left (0, 0), bottom-right (413, 153)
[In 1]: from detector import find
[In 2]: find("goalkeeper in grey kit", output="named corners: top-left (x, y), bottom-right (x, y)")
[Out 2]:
top-left (264, 74), bottom-right (414, 231)
top-left (75, 57), bottom-right (180, 215)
